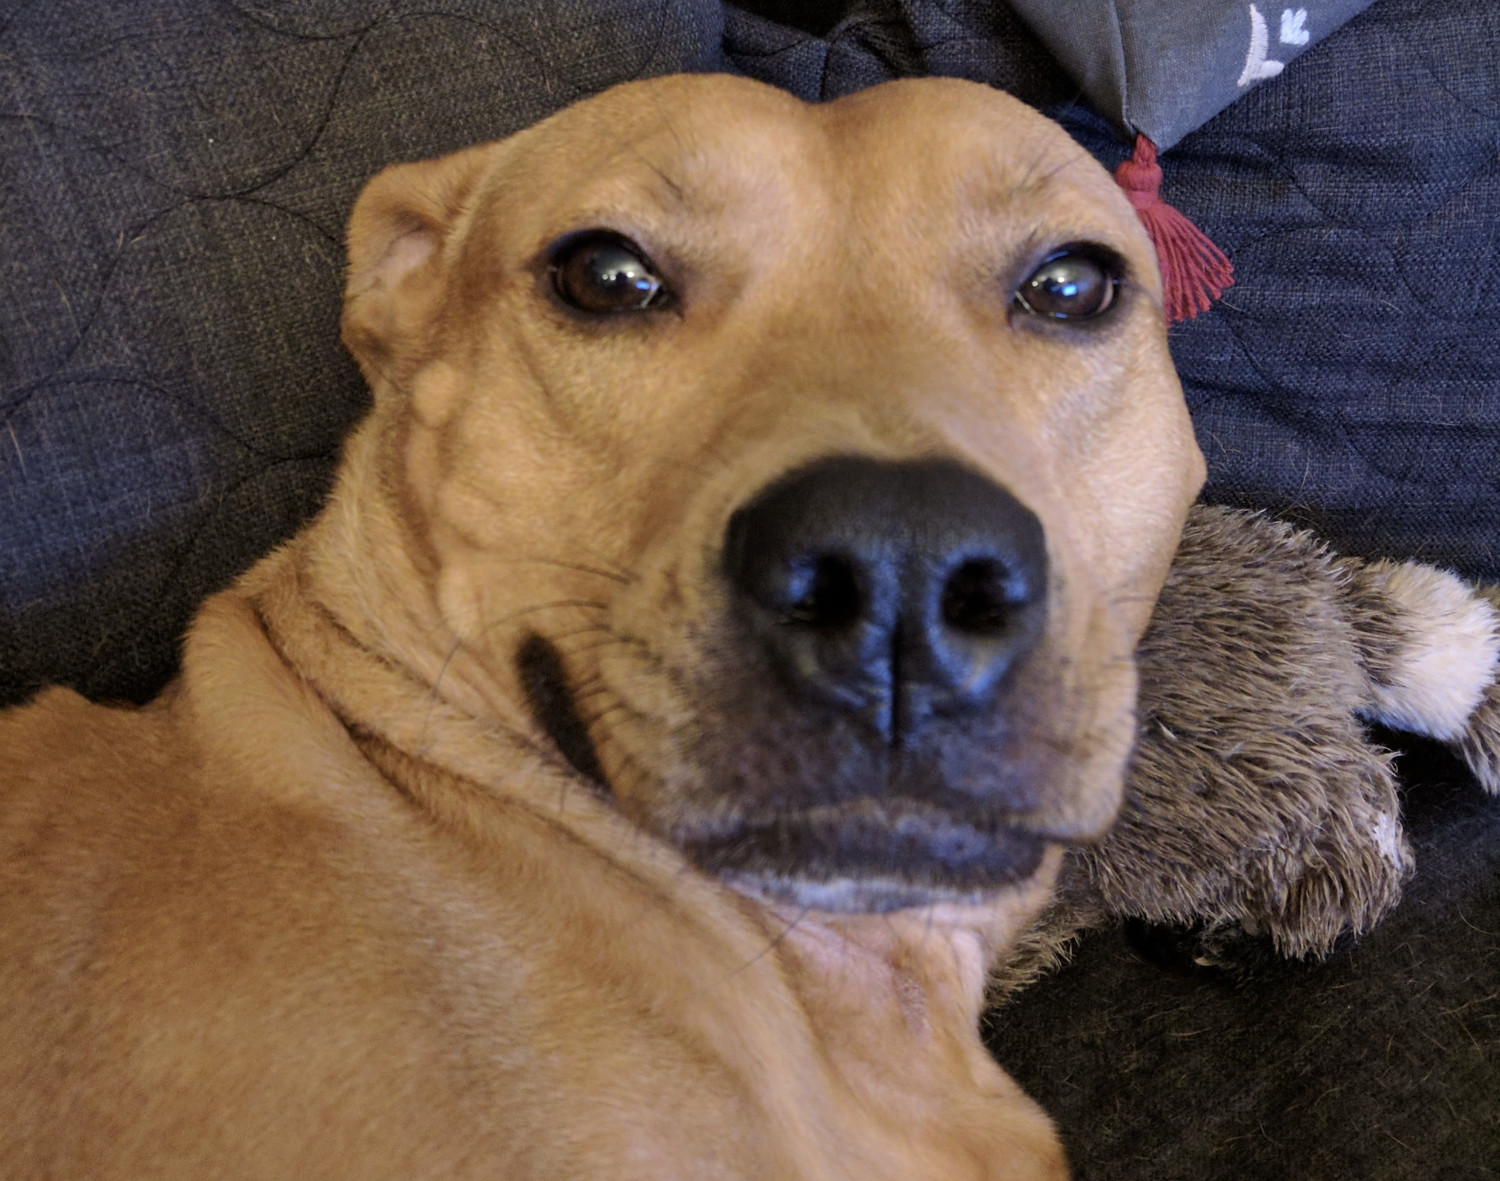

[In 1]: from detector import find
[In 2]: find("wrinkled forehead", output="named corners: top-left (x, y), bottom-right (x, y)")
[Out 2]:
top-left (825, 80), bottom-right (1134, 219)
top-left (468, 75), bottom-right (1148, 269)
top-left (466, 77), bottom-right (823, 256)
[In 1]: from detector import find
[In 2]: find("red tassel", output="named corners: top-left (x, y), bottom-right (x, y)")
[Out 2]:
top-left (1114, 135), bottom-right (1233, 323)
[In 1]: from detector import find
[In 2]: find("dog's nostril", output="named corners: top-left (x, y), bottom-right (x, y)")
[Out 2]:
top-left (782, 555), bottom-right (863, 628)
top-left (940, 558), bottom-right (1021, 636)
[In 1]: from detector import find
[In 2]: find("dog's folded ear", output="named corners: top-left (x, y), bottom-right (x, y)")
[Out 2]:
top-left (341, 141), bottom-right (500, 388)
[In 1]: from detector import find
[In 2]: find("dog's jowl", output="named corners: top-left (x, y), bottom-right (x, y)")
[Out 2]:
top-left (0, 75), bottom-right (1203, 1180)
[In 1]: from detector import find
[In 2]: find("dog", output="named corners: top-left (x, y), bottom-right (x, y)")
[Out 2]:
top-left (0, 74), bottom-right (1204, 1179)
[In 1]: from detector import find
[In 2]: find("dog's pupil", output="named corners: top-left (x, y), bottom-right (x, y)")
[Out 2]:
top-left (1029, 259), bottom-right (1098, 313)
top-left (586, 245), bottom-right (652, 299)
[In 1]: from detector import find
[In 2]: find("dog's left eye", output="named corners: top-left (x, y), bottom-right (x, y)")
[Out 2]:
top-left (550, 232), bottom-right (668, 315)
top-left (1013, 247), bottom-right (1120, 321)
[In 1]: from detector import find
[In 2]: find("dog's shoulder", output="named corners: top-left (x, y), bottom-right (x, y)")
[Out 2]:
top-left (0, 682), bottom-right (134, 770)
top-left (0, 592), bottom-right (428, 974)
top-left (0, 683), bottom-right (185, 858)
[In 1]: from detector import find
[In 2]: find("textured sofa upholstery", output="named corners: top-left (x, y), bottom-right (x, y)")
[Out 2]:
top-left (3, 0), bottom-right (1496, 1174)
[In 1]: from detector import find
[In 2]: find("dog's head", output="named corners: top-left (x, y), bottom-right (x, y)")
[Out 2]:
top-left (340, 75), bottom-right (1204, 914)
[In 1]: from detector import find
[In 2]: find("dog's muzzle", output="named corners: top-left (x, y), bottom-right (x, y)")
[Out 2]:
top-left (686, 456), bottom-right (1055, 910)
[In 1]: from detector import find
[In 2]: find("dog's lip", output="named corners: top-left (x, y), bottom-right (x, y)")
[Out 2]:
top-left (676, 801), bottom-right (1050, 913)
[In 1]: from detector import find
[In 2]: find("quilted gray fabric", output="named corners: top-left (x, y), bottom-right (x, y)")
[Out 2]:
top-left (1, 0), bottom-right (723, 702)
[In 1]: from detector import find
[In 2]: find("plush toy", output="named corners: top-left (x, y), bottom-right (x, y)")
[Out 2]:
top-left (997, 504), bottom-right (1500, 993)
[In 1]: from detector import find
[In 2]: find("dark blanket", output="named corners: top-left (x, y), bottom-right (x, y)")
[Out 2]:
top-left (2, 0), bottom-right (1496, 1174)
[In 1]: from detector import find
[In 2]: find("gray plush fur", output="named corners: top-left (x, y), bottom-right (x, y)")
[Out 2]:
top-left (995, 506), bottom-right (1500, 994)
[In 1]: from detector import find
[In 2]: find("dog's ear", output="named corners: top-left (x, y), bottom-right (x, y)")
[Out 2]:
top-left (341, 142), bottom-right (500, 387)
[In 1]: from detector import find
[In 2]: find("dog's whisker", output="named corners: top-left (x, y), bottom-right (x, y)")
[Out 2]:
top-left (548, 623), bottom-right (617, 644)
top-left (1106, 592), bottom-right (1168, 612)
top-left (725, 904), bottom-right (812, 982)
top-left (571, 690), bottom-right (620, 717)
top-left (601, 824), bottom-right (719, 945)
top-left (582, 699), bottom-right (650, 733)
top-left (420, 635), bottom-right (468, 755)
top-left (561, 632), bottom-right (653, 658)
top-left (491, 554), bottom-right (636, 586)
top-left (416, 602), bottom-right (612, 713)
top-left (591, 726), bottom-right (659, 818)
top-left (566, 540), bottom-right (640, 587)
top-left (499, 598), bottom-right (612, 624)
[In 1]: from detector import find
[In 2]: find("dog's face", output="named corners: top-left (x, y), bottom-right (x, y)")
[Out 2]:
top-left (341, 75), bottom-right (1204, 914)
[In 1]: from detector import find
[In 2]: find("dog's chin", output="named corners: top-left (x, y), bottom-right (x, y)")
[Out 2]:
top-left (677, 804), bottom-right (1051, 914)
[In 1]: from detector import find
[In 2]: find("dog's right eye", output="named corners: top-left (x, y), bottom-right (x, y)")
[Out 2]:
top-left (550, 232), bottom-right (669, 315)
top-left (1012, 245), bottom-right (1121, 322)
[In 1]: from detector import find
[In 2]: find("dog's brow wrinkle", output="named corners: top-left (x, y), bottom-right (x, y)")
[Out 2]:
top-left (1013, 146), bottom-right (1092, 199)
top-left (566, 637), bottom-right (645, 664)
top-left (644, 91), bottom-right (690, 168)
top-left (549, 623), bottom-right (614, 643)
top-left (629, 146), bottom-right (689, 209)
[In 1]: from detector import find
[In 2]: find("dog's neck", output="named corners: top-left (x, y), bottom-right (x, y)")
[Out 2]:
top-left (238, 413), bottom-right (535, 779)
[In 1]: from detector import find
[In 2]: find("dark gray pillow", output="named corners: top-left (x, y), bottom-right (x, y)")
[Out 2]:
top-left (1007, 0), bottom-right (1378, 149)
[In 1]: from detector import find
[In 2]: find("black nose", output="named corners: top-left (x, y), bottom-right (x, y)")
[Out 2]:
top-left (723, 456), bottom-right (1048, 744)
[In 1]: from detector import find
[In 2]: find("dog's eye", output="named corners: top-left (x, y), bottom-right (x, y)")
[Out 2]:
top-left (1013, 247), bottom-right (1119, 321)
top-left (550, 232), bottom-right (668, 315)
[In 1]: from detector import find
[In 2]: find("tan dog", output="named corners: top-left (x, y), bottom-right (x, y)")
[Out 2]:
top-left (0, 75), bottom-right (1203, 1179)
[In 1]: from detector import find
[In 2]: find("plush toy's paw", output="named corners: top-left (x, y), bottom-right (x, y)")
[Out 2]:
top-left (1008, 507), bottom-right (1419, 985)
top-left (1341, 562), bottom-right (1500, 753)
top-left (1089, 712), bottom-right (1411, 962)
top-left (1091, 508), bottom-right (1416, 959)
top-left (1444, 587), bottom-right (1500, 795)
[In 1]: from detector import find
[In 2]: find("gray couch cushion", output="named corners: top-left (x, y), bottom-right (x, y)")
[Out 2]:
top-left (1, 0), bottom-right (722, 703)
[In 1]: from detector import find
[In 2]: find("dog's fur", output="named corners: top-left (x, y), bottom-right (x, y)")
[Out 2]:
top-left (0, 75), bottom-right (1205, 1179)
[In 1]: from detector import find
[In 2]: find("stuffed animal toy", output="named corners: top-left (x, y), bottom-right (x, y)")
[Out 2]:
top-left (997, 503), bottom-right (1500, 993)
